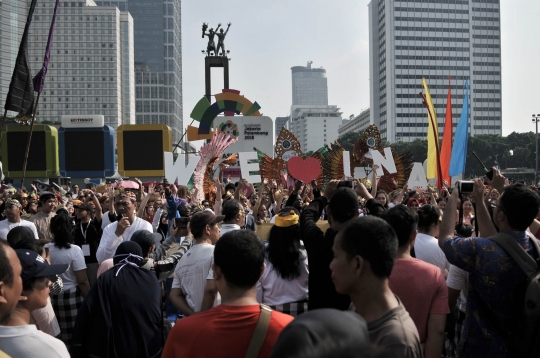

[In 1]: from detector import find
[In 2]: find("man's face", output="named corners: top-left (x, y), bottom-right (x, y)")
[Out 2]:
top-left (0, 247), bottom-right (23, 324)
top-left (72, 185), bottom-right (79, 192)
top-left (76, 209), bottom-right (90, 221)
top-left (178, 204), bottom-right (191, 218)
top-left (24, 277), bottom-right (50, 311)
top-left (438, 200), bottom-right (446, 211)
top-left (115, 198), bottom-right (134, 217)
top-left (250, 195), bottom-right (258, 206)
top-left (5, 204), bottom-right (20, 221)
top-left (330, 234), bottom-right (358, 295)
top-left (41, 199), bottom-right (57, 214)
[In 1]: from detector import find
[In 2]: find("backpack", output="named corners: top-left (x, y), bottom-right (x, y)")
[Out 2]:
top-left (489, 233), bottom-right (540, 357)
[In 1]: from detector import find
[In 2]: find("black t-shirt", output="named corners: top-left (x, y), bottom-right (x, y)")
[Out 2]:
top-left (73, 219), bottom-right (102, 264)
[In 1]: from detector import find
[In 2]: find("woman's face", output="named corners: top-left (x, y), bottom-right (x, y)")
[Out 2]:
top-left (490, 191), bottom-right (499, 201)
top-left (463, 201), bottom-right (473, 213)
top-left (161, 215), bottom-right (168, 225)
top-left (102, 198), bottom-right (110, 212)
top-left (67, 206), bottom-right (74, 215)
top-left (375, 193), bottom-right (387, 206)
top-left (147, 205), bottom-right (155, 216)
top-left (409, 201), bottom-right (419, 212)
top-left (438, 200), bottom-right (446, 211)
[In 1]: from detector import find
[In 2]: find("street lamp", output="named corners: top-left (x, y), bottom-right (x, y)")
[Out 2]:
top-left (533, 115), bottom-right (540, 185)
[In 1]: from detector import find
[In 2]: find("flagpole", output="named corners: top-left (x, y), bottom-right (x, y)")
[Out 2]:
top-left (420, 92), bottom-right (444, 195)
top-left (20, 92), bottom-right (42, 189)
top-left (0, 110), bottom-right (7, 144)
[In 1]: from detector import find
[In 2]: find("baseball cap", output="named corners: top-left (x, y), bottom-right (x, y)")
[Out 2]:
top-left (15, 249), bottom-right (68, 281)
top-left (190, 211), bottom-right (225, 235)
top-left (74, 203), bottom-right (94, 212)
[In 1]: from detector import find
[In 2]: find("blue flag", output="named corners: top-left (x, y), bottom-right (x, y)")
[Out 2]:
top-left (449, 79), bottom-right (470, 177)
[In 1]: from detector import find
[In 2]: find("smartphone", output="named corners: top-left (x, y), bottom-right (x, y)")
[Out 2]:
top-left (174, 217), bottom-right (190, 227)
top-left (115, 212), bottom-right (124, 221)
top-left (458, 181), bottom-right (474, 194)
top-left (337, 180), bottom-right (354, 189)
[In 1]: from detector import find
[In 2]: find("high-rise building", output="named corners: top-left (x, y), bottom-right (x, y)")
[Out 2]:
top-left (95, 0), bottom-right (183, 144)
top-left (291, 61), bottom-right (328, 106)
top-left (0, 1), bottom-right (29, 117)
top-left (24, 0), bottom-right (134, 128)
top-left (338, 109), bottom-right (372, 138)
top-left (369, 0), bottom-right (502, 143)
top-left (289, 105), bottom-right (342, 153)
top-left (275, 116), bottom-right (289, 137)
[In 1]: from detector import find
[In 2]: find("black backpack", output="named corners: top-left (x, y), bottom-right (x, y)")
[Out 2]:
top-left (490, 233), bottom-right (540, 357)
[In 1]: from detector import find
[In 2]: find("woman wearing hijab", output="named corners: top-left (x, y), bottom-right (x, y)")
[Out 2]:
top-left (71, 241), bottom-right (163, 358)
top-left (256, 207), bottom-right (309, 316)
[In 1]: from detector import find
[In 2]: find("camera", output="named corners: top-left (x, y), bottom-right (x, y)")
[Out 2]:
top-left (174, 217), bottom-right (190, 227)
top-left (337, 180), bottom-right (354, 189)
top-left (458, 181), bottom-right (474, 194)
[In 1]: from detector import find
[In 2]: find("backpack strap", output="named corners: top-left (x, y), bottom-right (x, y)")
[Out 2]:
top-left (489, 232), bottom-right (540, 278)
top-left (245, 304), bottom-right (272, 358)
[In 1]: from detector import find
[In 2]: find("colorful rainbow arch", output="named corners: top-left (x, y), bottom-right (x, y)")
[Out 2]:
top-left (188, 89), bottom-right (262, 141)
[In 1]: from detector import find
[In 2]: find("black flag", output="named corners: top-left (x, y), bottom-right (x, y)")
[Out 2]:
top-left (3, 0), bottom-right (38, 115)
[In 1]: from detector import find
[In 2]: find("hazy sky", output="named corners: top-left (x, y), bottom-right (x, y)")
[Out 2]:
top-left (182, 0), bottom-right (540, 139)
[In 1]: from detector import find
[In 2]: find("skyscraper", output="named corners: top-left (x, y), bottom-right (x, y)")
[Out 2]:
top-left (275, 116), bottom-right (289, 137)
top-left (95, 0), bottom-right (183, 144)
top-left (369, 0), bottom-right (502, 143)
top-left (291, 61), bottom-right (328, 106)
top-left (26, 0), bottom-right (135, 128)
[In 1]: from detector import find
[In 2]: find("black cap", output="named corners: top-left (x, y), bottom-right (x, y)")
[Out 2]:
top-left (131, 230), bottom-right (162, 250)
top-left (190, 211), bottom-right (225, 235)
top-left (74, 203), bottom-right (94, 212)
top-left (15, 249), bottom-right (68, 281)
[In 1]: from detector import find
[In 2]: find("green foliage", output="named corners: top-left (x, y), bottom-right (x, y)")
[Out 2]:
top-left (338, 130), bottom-right (539, 178)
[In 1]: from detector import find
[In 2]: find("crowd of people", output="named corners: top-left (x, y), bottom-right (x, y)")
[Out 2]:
top-left (0, 167), bottom-right (539, 357)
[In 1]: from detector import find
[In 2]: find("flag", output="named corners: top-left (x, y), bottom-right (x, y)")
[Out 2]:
top-left (32, 180), bottom-right (53, 193)
top-left (449, 79), bottom-right (470, 177)
top-left (421, 78), bottom-right (440, 180)
top-left (3, 0), bottom-right (38, 114)
top-left (33, 0), bottom-right (61, 93)
top-left (440, 77), bottom-right (453, 185)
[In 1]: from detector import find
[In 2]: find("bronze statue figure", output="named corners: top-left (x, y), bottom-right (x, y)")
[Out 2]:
top-left (202, 23), bottom-right (220, 55)
top-left (215, 23), bottom-right (231, 56)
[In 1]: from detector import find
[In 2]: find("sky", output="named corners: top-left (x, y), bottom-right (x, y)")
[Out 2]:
top-left (181, 0), bottom-right (540, 139)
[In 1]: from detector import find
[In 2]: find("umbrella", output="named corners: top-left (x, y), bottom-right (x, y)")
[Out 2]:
top-left (111, 180), bottom-right (140, 190)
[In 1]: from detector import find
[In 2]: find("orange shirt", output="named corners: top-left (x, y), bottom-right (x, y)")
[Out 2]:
top-left (162, 304), bottom-right (294, 358)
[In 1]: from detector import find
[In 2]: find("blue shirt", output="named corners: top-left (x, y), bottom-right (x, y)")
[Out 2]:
top-left (443, 232), bottom-right (539, 357)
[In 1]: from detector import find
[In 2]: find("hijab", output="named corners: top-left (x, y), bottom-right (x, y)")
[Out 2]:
top-left (157, 212), bottom-right (169, 242)
top-left (71, 241), bottom-right (162, 358)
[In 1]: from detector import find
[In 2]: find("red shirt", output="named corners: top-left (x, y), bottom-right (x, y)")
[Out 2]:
top-left (389, 258), bottom-right (450, 343)
top-left (162, 304), bottom-right (294, 358)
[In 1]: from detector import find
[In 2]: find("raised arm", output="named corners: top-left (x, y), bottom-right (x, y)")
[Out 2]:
top-left (439, 184), bottom-right (460, 249)
top-left (471, 178), bottom-right (497, 237)
top-left (371, 164), bottom-right (379, 197)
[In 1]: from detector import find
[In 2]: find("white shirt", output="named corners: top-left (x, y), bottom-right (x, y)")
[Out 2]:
top-left (171, 243), bottom-right (215, 313)
top-left (96, 217), bottom-right (153, 263)
top-left (0, 219), bottom-right (39, 240)
top-left (45, 244), bottom-right (87, 291)
top-left (256, 245), bottom-right (309, 306)
top-left (101, 211), bottom-right (112, 230)
top-left (0, 325), bottom-right (69, 358)
top-left (219, 223), bottom-right (241, 237)
top-left (447, 264), bottom-right (469, 313)
top-left (414, 233), bottom-right (450, 274)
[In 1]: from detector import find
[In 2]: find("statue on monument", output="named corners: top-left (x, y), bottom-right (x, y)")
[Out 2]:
top-left (215, 23), bottom-right (231, 57)
top-left (202, 22), bottom-right (219, 55)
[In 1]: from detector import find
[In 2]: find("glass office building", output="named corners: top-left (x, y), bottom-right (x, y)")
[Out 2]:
top-left (369, 0), bottom-right (502, 142)
top-left (291, 61), bottom-right (328, 106)
top-left (95, 0), bottom-right (183, 144)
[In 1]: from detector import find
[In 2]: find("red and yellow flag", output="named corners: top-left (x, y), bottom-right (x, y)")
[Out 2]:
top-left (422, 78), bottom-right (440, 180)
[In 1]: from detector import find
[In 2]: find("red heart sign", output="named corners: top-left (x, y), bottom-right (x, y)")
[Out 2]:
top-left (287, 157), bottom-right (321, 183)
